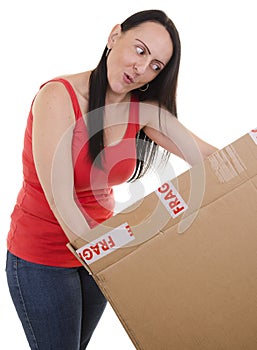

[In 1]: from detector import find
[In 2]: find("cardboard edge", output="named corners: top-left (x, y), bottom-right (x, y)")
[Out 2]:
top-left (66, 243), bottom-right (93, 275)
top-left (66, 243), bottom-right (142, 348)
top-left (95, 276), bottom-right (143, 350)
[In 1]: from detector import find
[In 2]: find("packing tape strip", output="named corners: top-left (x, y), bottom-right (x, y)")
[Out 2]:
top-left (208, 144), bottom-right (246, 183)
top-left (76, 222), bottom-right (135, 265)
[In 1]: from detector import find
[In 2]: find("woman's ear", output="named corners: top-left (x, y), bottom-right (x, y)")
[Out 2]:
top-left (107, 24), bottom-right (122, 49)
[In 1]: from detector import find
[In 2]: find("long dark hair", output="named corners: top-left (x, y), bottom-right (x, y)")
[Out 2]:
top-left (88, 9), bottom-right (181, 181)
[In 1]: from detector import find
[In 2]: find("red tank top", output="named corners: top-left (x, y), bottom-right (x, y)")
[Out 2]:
top-left (7, 78), bottom-right (140, 267)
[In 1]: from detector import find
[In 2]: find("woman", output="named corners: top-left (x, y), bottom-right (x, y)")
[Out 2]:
top-left (6, 9), bottom-right (217, 349)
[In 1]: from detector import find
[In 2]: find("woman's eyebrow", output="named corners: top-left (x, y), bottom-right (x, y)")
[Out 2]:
top-left (135, 38), bottom-right (165, 66)
top-left (136, 39), bottom-right (151, 54)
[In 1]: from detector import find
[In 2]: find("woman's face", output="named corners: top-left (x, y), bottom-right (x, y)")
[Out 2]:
top-left (106, 21), bottom-right (173, 96)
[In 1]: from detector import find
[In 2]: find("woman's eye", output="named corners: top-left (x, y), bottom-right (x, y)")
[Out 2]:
top-left (152, 63), bottom-right (161, 71)
top-left (136, 46), bottom-right (145, 55)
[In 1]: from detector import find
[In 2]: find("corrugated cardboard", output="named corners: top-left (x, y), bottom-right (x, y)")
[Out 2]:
top-left (68, 130), bottom-right (257, 350)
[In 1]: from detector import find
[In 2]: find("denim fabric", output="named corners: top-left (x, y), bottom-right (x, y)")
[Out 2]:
top-left (5, 251), bottom-right (107, 350)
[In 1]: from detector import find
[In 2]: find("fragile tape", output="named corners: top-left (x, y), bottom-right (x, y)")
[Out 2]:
top-left (155, 180), bottom-right (188, 219)
top-left (76, 222), bottom-right (135, 264)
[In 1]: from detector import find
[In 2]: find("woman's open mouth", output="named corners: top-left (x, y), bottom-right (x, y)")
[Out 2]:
top-left (123, 73), bottom-right (134, 84)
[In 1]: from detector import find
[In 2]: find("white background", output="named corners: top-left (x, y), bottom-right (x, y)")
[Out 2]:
top-left (0, 0), bottom-right (256, 348)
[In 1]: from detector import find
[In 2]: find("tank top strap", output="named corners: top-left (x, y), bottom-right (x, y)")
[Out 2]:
top-left (39, 78), bottom-right (82, 120)
top-left (128, 94), bottom-right (140, 133)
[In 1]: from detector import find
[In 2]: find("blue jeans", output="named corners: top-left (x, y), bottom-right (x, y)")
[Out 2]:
top-left (5, 251), bottom-right (107, 350)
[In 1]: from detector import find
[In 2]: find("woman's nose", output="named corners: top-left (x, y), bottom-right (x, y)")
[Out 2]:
top-left (134, 58), bottom-right (150, 75)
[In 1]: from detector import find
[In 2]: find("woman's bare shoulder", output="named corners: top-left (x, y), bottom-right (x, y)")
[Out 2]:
top-left (56, 71), bottom-right (91, 112)
top-left (56, 71), bottom-right (91, 98)
top-left (138, 99), bottom-right (168, 128)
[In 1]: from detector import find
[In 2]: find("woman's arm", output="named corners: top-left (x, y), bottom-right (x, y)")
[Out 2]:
top-left (32, 82), bottom-right (91, 242)
top-left (140, 102), bottom-right (218, 166)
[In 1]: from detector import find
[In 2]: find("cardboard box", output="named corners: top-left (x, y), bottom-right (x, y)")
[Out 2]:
top-left (68, 130), bottom-right (257, 350)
